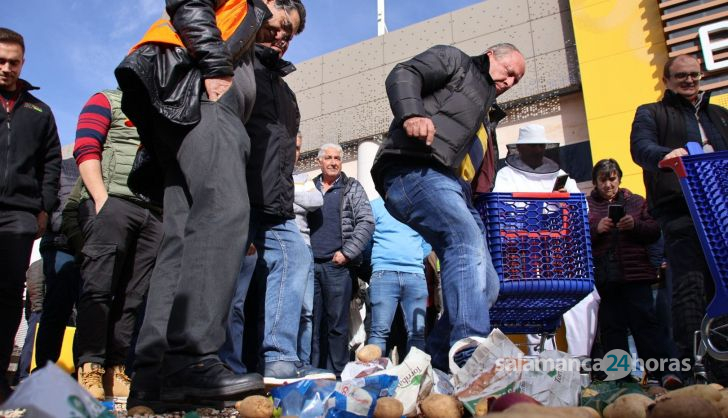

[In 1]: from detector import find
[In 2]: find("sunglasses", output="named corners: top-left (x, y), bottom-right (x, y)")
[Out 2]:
top-left (671, 72), bottom-right (703, 81)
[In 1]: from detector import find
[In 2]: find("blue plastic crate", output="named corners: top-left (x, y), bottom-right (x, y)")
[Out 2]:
top-left (667, 150), bottom-right (728, 319)
top-left (475, 193), bottom-right (594, 334)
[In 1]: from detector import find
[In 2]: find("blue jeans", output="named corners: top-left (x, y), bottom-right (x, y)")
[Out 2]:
top-left (368, 270), bottom-right (428, 355)
top-left (382, 165), bottom-right (499, 370)
top-left (35, 248), bottom-right (81, 369)
top-left (15, 310), bottom-right (41, 384)
top-left (219, 253), bottom-right (258, 373)
top-left (297, 246), bottom-right (314, 365)
top-left (254, 219), bottom-right (309, 364)
top-left (312, 261), bottom-right (354, 375)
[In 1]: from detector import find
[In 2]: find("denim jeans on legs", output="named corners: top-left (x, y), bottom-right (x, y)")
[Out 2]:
top-left (311, 261), bottom-right (354, 375)
top-left (219, 253), bottom-right (258, 373)
top-left (368, 270), bottom-right (428, 356)
top-left (254, 219), bottom-right (309, 365)
top-left (35, 248), bottom-right (81, 368)
top-left (14, 310), bottom-right (41, 383)
top-left (382, 165), bottom-right (499, 371)
top-left (297, 246), bottom-right (314, 365)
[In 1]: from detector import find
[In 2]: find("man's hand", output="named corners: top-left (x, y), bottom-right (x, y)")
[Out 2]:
top-left (94, 194), bottom-right (109, 215)
top-left (35, 210), bottom-right (48, 239)
top-left (597, 217), bottom-right (614, 234)
top-left (617, 214), bottom-right (635, 231)
top-left (332, 251), bottom-right (349, 266)
top-left (403, 117), bottom-right (436, 146)
top-left (662, 148), bottom-right (688, 160)
top-left (204, 76), bottom-right (233, 102)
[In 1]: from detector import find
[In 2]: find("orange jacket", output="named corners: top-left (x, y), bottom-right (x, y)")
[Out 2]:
top-left (131, 0), bottom-right (248, 51)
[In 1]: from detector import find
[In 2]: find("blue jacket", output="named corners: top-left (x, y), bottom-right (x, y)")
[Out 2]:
top-left (370, 198), bottom-right (431, 274)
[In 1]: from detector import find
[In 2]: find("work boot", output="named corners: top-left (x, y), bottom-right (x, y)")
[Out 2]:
top-left (103, 364), bottom-right (131, 400)
top-left (78, 363), bottom-right (105, 400)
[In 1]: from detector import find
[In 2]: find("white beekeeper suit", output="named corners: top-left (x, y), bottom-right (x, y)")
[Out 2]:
top-left (492, 124), bottom-right (599, 357)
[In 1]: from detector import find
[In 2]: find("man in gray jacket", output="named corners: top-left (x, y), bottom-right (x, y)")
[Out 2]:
top-left (308, 143), bottom-right (374, 375)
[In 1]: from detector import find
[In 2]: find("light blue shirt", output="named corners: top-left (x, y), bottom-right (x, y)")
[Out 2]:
top-left (370, 198), bottom-right (431, 274)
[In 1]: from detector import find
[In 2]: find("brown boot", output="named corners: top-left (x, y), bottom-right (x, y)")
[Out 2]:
top-left (103, 364), bottom-right (131, 400)
top-left (78, 363), bottom-right (105, 400)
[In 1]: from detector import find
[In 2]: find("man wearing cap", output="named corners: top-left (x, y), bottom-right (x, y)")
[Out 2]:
top-left (370, 43), bottom-right (526, 371)
top-left (493, 124), bottom-right (598, 358)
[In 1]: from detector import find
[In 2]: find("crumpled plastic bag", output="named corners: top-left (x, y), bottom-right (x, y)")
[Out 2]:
top-left (340, 357), bottom-right (391, 381)
top-left (2, 362), bottom-right (114, 418)
top-left (451, 329), bottom-right (583, 414)
top-left (371, 347), bottom-right (433, 416)
top-left (272, 374), bottom-right (398, 418)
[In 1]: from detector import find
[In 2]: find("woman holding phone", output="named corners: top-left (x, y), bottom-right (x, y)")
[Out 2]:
top-left (588, 158), bottom-right (682, 388)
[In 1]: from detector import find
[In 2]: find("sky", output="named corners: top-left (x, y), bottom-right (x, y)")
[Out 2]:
top-left (3, 0), bottom-right (484, 148)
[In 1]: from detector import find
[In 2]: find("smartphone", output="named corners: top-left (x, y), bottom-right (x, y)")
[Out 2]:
top-left (552, 174), bottom-right (569, 191)
top-left (608, 204), bottom-right (625, 224)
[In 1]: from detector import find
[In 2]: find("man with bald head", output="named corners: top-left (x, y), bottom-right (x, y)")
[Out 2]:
top-left (371, 43), bottom-right (526, 371)
top-left (631, 54), bottom-right (728, 383)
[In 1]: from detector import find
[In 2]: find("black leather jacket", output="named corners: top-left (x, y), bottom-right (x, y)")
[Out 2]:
top-left (115, 0), bottom-right (270, 126)
top-left (371, 45), bottom-right (498, 197)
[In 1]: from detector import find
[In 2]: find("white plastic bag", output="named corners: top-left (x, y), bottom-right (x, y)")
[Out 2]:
top-left (2, 362), bottom-right (113, 418)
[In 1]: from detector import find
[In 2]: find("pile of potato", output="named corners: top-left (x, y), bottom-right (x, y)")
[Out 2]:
top-left (231, 343), bottom-right (728, 418)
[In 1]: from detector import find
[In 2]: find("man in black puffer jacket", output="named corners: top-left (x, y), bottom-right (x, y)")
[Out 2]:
top-left (370, 43), bottom-right (525, 371)
top-left (630, 54), bottom-right (728, 384)
top-left (0, 27), bottom-right (61, 402)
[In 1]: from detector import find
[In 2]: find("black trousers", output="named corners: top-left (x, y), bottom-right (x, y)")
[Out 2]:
top-left (132, 91), bottom-right (251, 385)
top-left (659, 213), bottom-right (728, 383)
top-left (74, 197), bottom-right (162, 366)
top-left (0, 210), bottom-right (37, 376)
top-left (598, 281), bottom-right (676, 379)
top-left (658, 214), bottom-right (713, 361)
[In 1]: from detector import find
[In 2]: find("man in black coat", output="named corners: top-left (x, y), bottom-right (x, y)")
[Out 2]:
top-left (0, 27), bottom-right (61, 402)
top-left (370, 43), bottom-right (525, 371)
top-left (630, 54), bottom-right (728, 384)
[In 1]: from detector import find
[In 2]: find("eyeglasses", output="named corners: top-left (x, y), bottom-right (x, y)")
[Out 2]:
top-left (671, 72), bottom-right (703, 81)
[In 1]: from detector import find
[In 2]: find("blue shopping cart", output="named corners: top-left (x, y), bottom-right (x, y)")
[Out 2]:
top-left (475, 192), bottom-right (594, 347)
top-left (659, 142), bottom-right (728, 365)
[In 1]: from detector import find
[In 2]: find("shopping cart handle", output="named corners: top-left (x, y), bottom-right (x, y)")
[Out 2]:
top-left (658, 142), bottom-right (702, 176)
top-left (511, 192), bottom-right (571, 199)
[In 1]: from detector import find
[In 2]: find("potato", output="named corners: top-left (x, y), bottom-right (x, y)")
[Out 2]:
top-left (505, 404), bottom-right (599, 418)
top-left (126, 405), bottom-right (155, 416)
top-left (603, 393), bottom-right (654, 418)
top-left (235, 395), bottom-right (274, 418)
top-left (710, 383), bottom-right (724, 391)
top-left (717, 394), bottom-right (728, 418)
top-left (475, 396), bottom-right (491, 416)
top-left (663, 384), bottom-right (723, 407)
top-left (373, 397), bottom-right (404, 418)
top-left (356, 344), bottom-right (383, 362)
top-left (490, 392), bottom-right (540, 412)
top-left (646, 386), bottom-right (668, 399)
top-left (647, 396), bottom-right (721, 418)
top-left (420, 393), bottom-right (464, 418)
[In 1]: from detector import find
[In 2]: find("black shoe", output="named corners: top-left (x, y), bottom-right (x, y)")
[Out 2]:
top-left (160, 359), bottom-right (263, 402)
